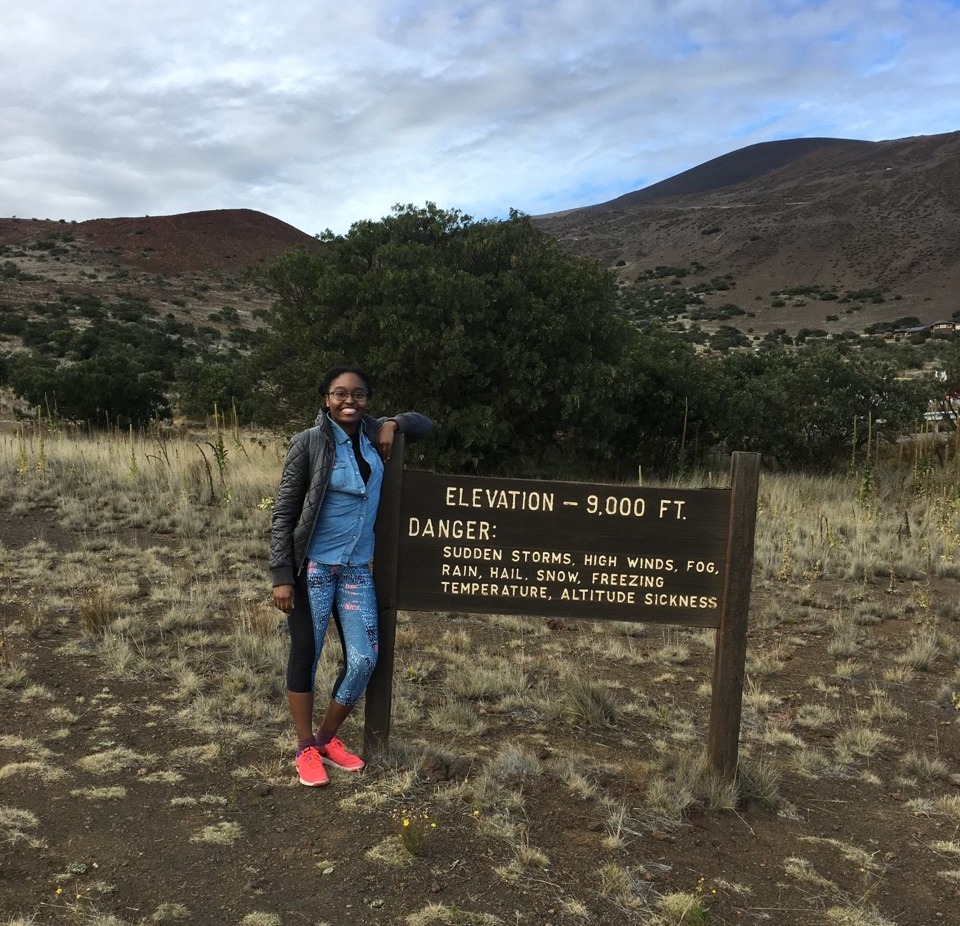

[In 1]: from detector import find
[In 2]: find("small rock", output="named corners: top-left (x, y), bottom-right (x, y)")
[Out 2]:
top-left (685, 799), bottom-right (706, 819)
top-left (255, 782), bottom-right (272, 797)
top-left (420, 754), bottom-right (452, 782)
top-left (430, 881), bottom-right (442, 893)
top-left (948, 774), bottom-right (960, 788)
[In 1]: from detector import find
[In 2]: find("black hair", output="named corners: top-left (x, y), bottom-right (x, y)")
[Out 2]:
top-left (318, 366), bottom-right (374, 399)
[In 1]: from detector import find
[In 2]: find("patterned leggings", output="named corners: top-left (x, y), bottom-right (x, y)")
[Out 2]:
top-left (294, 561), bottom-right (379, 706)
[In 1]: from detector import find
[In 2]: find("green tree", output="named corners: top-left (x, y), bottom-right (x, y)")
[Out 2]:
top-left (176, 355), bottom-right (257, 421)
top-left (715, 345), bottom-right (930, 468)
top-left (934, 340), bottom-right (960, 395)
top-left (708, 325), bottom-right (751, 352)
top-left (249, 204), bottom-right (637, 475)
top-left (606, 325), bottom-right (721, 475)
top-left (6, 350), bottom-right (169, 426)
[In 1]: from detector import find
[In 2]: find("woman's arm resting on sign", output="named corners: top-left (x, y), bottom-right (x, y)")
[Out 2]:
top-left (378, 419), bottom-right (399, 461)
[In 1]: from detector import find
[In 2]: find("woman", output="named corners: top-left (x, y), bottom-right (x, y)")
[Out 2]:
top-left (269, 366), bottom-right (433, 786)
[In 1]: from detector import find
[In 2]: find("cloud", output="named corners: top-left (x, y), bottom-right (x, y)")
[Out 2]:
top-left (1, 0), bottom-right (958, 233)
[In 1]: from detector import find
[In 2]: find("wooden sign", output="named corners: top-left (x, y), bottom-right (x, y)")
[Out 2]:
top-left (394, 471), bottom-right (731, 627)
top-left (366, 445), bottom-right (760, 781)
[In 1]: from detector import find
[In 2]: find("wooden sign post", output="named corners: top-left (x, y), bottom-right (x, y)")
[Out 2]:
top-left (366, 445), bottom-right (760, 779)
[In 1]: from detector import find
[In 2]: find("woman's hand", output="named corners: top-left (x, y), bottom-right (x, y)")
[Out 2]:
top-left (273, 584), bottom-right (295, 613)
top-left (378, 419), bottom-right (399, 461)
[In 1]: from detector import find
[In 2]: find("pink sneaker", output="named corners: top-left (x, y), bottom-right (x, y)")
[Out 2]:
top-left (295, 745), bottom-right (329, 786)
top-left (318, 736), bottom-right (365, 772)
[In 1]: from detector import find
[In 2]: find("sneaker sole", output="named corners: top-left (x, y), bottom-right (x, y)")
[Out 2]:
top-left (320, 756), bottom-right (364, 772)
top-left (298, 775), bottom-right (329, 786)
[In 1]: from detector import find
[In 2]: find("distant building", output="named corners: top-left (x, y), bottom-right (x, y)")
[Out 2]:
top-left (887, 321), bottom-right (956, 341)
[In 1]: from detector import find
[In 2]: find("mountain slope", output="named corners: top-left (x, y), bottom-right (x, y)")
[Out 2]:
top-left (533, 131), bottom-right (960, 328)
top-left (576, 137), bottom-right (870, 211)
top-left (0, 208), bottom-right (321, 276)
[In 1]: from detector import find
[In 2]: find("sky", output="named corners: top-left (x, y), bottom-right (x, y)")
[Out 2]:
top-left (2, 1), bottom-right (960, 236)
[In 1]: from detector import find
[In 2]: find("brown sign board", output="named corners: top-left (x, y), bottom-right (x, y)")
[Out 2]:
top-left (367, 446), bottom-right (760, 779)
top-left (393, 470), bottom-right (731, 627)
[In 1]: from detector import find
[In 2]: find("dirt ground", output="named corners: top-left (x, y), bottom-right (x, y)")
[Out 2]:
top-left (2, 507), bottom-right (960, 926)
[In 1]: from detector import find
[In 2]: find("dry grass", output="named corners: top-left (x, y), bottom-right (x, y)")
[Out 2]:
top-left (0, 805), bottom-right (45, 849)
top-left (76, 746), bottom-right (157, 776)
top-left (4, 426), bottom-right (960, 925)
top-left (190, 821), bottom-right (243, 845)
top-left (405, 905), bottom-right (504, 926)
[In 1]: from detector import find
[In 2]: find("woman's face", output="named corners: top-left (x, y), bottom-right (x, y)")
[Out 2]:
top-left (325, 372), bottom-right (369, 433)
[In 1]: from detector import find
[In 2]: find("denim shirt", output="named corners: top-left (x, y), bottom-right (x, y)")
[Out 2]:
top-left (306, 418), bottom-right (384, 566)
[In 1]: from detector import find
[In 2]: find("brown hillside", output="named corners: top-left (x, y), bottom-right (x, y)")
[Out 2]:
top-left (0, 210), bottom-right (328, 353)
top-left (0, 208), bottom-right (322, 276)
top-left (579, 137), bottom-right (870, 209)
top-left (534, 131), bottom-right (960, 329)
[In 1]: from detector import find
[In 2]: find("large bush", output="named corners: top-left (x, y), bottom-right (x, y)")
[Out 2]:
top-left (249, 204), bottom-right (638, 475)
top-left (5, 350), bottom-right (170, 426)
top-left (714, 346), bottom-right (929, 468)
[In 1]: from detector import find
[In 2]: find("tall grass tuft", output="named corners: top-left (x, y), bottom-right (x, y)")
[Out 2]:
top-left (556, 674), bottom-right (619, 727)
top-left (77, 590), bottom-right (123, 636)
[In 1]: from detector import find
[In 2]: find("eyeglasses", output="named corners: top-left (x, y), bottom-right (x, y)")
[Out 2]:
top-left (327, 389), bottom-right (369, 402)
